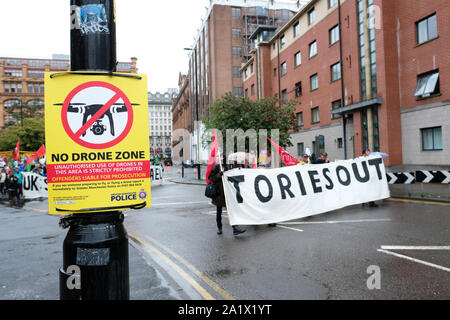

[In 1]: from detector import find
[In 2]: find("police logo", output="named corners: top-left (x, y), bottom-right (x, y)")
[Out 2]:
top-left (139, 189), bottom-right (147, 200)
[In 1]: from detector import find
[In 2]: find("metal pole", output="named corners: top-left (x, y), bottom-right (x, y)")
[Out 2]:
top-left (60, 0), bottom-right (129, 300)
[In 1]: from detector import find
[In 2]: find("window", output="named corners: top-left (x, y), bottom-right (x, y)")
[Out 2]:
top-left (295, 82), bottom-right (302, 97)
top-left (421, 127), bottom-right (442, 151)
top-left (232, 7), bottom-right (241, 20)
top-left (233, 66), bottom-right (241, 78)
top-left (297, 143), bottom-right (304, 156)
top-left (309, 41), bottom-right (317, 58)
top-left (329, 25), bottom-right (339, 45)
top-left (251, 84), bottom-right (255, 96)
top-left (232, 47), bottom-right (242, 57)
top-left (4, 69), bottom-right (22, 77)
top-left (293, 22), bottom-right (300, 37)
top-left (17, 83), bottom-right (22, 93)
top-left (337, 138), bottom-right (343, 149)
top-left (417, 14), bottom-right (437, 44)
top-left (250, 63), bottom-right (254, 73)
top-left (296, 112), bottom-right (303, 127)
top-left (331, 100), bottom-right (342, 119)
top-left (331, 62), bottom-right (341, 81)
top-left (281, 89), bottom-right (288, 102)
top-left (28, 70), bottom-right (44, 78)
top-left (281, 62), bottom-right (287, 75)
top-left (4, 83), bottom-right (10, 93)
top-left (280, 35), bottom-right (286, 49)
top-left (273, 68), bottom-right (277, 77)
top-left (232, 28), bottom-right (241, 38)
top-left (310, 74), bottom-right (318, 91)
top-left (233, 87), bottom-right (243, 97)
top-left (245, 88), bottom-right (248, 97)
top-left (295, 51), bottom-right (302, 67)
top-left (308, 8), bottom-right (315, 25)
top-left (328, 0), bottom-right (337, 8)
top-left (414, 70), bottom-right (439, 98)
top-left (311, 107), bottom-right (320, 123)
top-left (39, 83), bottom-right (44, 94)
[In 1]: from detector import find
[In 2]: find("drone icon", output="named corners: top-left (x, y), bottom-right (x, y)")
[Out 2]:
top-left (54, 102), bottom-right (139, 137)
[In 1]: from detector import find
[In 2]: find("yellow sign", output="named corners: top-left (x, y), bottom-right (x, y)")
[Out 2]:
top-left (44, 72), bottom-right (151, 215)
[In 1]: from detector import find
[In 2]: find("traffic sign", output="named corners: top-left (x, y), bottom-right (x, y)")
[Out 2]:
top-left (416, 170), bottom-right (450, 184)
top-left (386, 172), bottom-right (415, 184)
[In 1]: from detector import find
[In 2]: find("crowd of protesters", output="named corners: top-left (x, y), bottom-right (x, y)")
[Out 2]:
top-left (0, 155), bottom-right (46, 204)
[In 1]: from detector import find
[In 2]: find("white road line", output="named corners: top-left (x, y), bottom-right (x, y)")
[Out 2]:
top-left (380, 246), bottom-right (450, 251)
top-left (151, 201), bottom-right (211, 207)
top-left (277, 225), bottom-right (304, 232)
top-left (377, 249), bottom-right (450, 273)
top-left (279, 218), bottom-right (392, 225)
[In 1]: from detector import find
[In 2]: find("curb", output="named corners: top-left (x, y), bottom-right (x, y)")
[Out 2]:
top-left (388, 195), bottom-right (450, 204)
top-left (168, 179), bottom-right (206, 186)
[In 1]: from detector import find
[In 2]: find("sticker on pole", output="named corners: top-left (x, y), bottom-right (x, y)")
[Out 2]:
top-left (61, 81), bottom-right (134, 149)
top-left (44, 73), bottom-right (151, 215)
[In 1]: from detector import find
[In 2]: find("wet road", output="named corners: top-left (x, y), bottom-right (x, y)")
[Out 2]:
top-left (125, 181), bottom-right (450, 300)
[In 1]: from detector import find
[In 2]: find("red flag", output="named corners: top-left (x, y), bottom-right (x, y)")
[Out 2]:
top-left (35, 145), bottom-right (46, 157)
top-left (252, 154), bottom-right (257, 169)
top-left (26, 154), bottom-right (33, 167)
top-left (206, 129), bottom-right (219, 184)
top-left (13, 139), bottom-right (20, 161)
top-left (268, 137), bottom-right (300, 166)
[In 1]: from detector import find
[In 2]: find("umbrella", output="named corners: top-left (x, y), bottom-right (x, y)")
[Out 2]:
top-left (371, 152), bottom-right (389, 158)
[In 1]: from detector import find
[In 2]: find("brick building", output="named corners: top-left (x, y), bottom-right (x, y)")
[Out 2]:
top-left (242, 0), bottom-right (449, 166)
top-left (177, 0), bottom-right (308, 162)
top-left (0, 55), bottom-right (138, 128)
top-left (172, 73), bottom-right (191, 161)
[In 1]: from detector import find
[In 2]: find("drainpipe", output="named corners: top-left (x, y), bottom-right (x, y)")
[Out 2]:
top-left (362, 0), bottom-right (374, 151)
top-left (338, 0), bottom-right (347, 159)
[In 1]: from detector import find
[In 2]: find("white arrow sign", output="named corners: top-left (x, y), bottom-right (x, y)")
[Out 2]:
top-left (441, 171), bottom-right (450, 184)
top-left (387, 172), bottom-right (397, 184)
top-left (404, 172), bottom-right (415, 184)
top-left (421, 170), bottom-right (434, 183)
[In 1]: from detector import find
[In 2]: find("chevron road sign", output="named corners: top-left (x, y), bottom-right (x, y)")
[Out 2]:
top-left (386, 172), bottom-right (415, 184)
top-left (415, 170), bottom-right (450, 184)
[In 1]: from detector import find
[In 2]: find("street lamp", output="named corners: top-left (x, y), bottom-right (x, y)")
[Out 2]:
top-left (184, 47), bottom-right (200, 165)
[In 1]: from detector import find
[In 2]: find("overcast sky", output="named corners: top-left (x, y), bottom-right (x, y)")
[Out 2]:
top-left (0, 0), bottom-right (211, 93)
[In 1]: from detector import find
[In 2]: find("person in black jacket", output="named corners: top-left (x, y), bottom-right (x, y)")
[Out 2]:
top-left (208, 156), bottom-right (246, 236)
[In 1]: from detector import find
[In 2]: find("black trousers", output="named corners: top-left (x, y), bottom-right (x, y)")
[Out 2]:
top-left (216, 206), bottom-right (223, 230)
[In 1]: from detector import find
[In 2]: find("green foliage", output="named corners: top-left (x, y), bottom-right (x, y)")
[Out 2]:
top-left (3, 99), bottom-right (44, 127)
top-left (0, 118), bottom-right (45, 151)
top-left (202, 93), bottom-right (297, 151)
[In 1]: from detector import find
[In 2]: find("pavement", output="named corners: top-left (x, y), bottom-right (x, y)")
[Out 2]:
top-left (0, 196), bottom-right (180, 300)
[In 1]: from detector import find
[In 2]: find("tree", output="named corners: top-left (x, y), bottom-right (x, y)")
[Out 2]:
top-left (202, 93), bottom-right (297, 153)
top-left (0, 118), bottom-right (45, 151)
top-left (3, 98), bottom-right (44, 127)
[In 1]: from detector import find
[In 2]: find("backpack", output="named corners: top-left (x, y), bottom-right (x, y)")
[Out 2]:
top-left (205, 183), bottom-right (219, 199)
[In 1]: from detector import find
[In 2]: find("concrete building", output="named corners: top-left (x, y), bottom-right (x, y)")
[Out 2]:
top-left (177, 0), bottom-right (308, 163)
top-left (0, 55), bottom-right (138, 127)
top-left (242, 0), bottom-right (450, 167)
top-left (149, 89), bottom-right (178, 161)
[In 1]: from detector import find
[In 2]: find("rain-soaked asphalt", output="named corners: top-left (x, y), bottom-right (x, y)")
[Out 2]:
top-left (125, 181), bottom-right (450, 300)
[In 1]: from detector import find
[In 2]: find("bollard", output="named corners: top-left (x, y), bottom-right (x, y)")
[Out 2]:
top-left (59, 211), bottom-right (129, 300)
top-left (71, 0), bottom-right (117, 72)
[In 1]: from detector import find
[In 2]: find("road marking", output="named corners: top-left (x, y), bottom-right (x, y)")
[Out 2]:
top-left (128, 232), bottom-right (216, 300)
top-left (279, 218), bottom-right (392, 225)
top-left (388, 198), bottom-right (450, 206)
top-left (380, 246), bottom-right (450, 250)
top-left (277, 225), bottom-right (304, 232)
top-left (136, 232), bottom-right (235, 300)
top-left (23, 206), bottom-right (48, 214)
top-left (377, 249), bottom-right (450, 273)
top-left (151, 201), bottom-right (211, 207)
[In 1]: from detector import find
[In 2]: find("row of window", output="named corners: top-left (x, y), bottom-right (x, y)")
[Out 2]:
top-left (3, 82), bottom-right (44, 94)
top-left (150, 112), bottom-right (172, 118)
top-left (3, 69), bottom-right (46, 78)
top-left (150, 125), bottom-right (172, 131)
top-left (294, 99), bottom-right (342, 128)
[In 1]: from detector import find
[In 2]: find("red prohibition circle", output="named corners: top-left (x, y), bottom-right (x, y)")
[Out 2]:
top-left (61, 81), bottom-right (134, 150)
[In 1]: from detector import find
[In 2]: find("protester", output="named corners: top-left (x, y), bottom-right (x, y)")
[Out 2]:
top-left (208, 154), bottom-right (246, 236)
top-left (0, 168), bottom-right (7, 195)
top-left (14, 167), bottom-right (23, 202)
top-left (317, 152), bottom-right (330, 164)
top-left (362, 148), bottom-right (378, 208)
top-left (298, 154), bottom-right (310, 165)
top-left (6, 170), bottom-right (19, 204)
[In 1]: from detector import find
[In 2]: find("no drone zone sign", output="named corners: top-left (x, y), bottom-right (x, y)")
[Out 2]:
top-left (44, 73), bottom-right (151, 214)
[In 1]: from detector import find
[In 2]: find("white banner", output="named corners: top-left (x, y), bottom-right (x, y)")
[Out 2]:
top-left (151, 166), bottom-right (164, 187)
top-left (22, 172), bottom-right (48, 199)
top-left (223, 156), bottom-right (390, 226)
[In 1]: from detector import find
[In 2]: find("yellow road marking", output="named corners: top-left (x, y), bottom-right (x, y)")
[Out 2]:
top-left (388, 198), bottom-right (450, 206)
top-left (128, 232), bottom-right (215, 300)
top-left (138, 232), bottom-right (235, 300)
